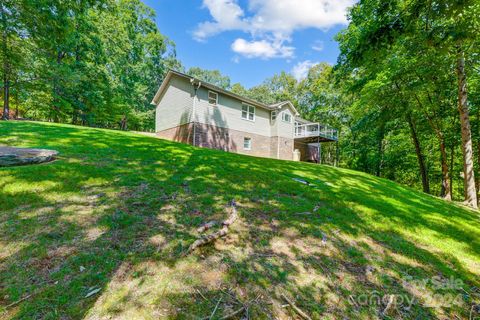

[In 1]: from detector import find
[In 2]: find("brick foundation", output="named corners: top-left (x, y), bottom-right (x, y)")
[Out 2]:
top-left (195, 123), bottom-right (275, 158)
top-left (271, 136), bottom-right (294, 160)
top-left (157, 122), bottom-right (294, 160)
top-left (156, 123), bottom-right (193, 144)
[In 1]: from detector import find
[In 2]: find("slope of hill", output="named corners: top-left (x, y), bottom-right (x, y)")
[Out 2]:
top-left (0, 121), bottom-right (479, 319)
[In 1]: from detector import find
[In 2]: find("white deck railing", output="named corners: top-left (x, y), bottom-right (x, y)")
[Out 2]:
top-left (295, 123), bottom-right (338, 141)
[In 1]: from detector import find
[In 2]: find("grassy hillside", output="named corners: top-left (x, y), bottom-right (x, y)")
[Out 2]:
top-left (0, 121), bottom-right (479, 320)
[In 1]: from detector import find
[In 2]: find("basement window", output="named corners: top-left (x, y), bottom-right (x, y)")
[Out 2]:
top-left (242, 104), bottom-right (255, 121)
top-left (208, 91), bottom-right (218, 105)
top-left (243, 137), bottom-right (252, 150)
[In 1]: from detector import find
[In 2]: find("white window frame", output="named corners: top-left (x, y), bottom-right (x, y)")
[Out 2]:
top-left (241, 104), bottom-right (255, 122)
top-left (243, 137), bottom-right (252, 150)
top-left (271, 110), bottom-right (277, 121)
top-left (208, 91), bottom-right (218, 106)
top-left (281, 110), bottom-right (292, 123)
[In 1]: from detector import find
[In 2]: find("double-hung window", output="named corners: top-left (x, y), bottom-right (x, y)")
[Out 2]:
top-left (241, 104), bottom-right (255, 121)
top-left (282, 111), bottom-right (292, 123)
top-left (271, 110), bottom-right (277, 121)
top-left (208, 91), bottom-right (218, 105)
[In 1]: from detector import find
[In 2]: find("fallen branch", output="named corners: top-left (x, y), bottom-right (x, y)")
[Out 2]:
top-left (220, 293), bottom-right (260, 319)
top-left (209, 297), bottom-right (222, 319)
top-left (186, 200), bottom-right (237, 255)
top-left (4, 293), bottom-right (33, 309)
top-left (220, 306), bottom-right (245, 319)
top-left (281, 293), bottom-right (312, 320)
top-left (195, 288), bottom-right (209, 302)
top-left (382, 294), bottom-right (395, 316)
top-left (3, 277), bottom-right (62, 310)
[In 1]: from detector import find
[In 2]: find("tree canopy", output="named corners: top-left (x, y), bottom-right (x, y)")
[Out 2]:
top-left (1, 0), bottom-right (179, 130)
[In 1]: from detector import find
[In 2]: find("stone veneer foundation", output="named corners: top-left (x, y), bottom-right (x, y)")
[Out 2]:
top-left (156, 122), bottom-right (294, 160)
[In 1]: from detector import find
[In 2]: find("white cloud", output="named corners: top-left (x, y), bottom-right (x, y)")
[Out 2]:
top-left (291, 60), bottom-right (319, 80)
top-left (312, 40), bottom-right (324, 52)
top-left (194, 0), bottom-right (354, 59)
top-left (193, 0), bottom-right (247, 40)
top-left (247, 0), bottom-right (354, 35)
top-left (231, 38), bottom-right (294, 59)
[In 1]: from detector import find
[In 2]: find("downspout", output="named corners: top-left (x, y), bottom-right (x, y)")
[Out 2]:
top-left (191, 79), bottom-right (201, 146)
top-left (277, 107), bottom-right (281, 159)
top-left (277, 136), bottom-right (280, 159)
top-left (317, 133), bottom-right (320, 164)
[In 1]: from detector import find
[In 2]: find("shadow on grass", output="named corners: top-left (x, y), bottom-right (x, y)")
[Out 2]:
top-left (0, 121), bottom-right (479, 319)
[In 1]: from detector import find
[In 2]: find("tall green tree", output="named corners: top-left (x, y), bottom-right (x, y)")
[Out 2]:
top-left (0, 0), bottom-right (24, 120)
top-left (335, 0), bottom-right (479, 206)
top-left (186, 67), bottom-right (231, 90)
top-left (2, 0), bottom-right (178, 130)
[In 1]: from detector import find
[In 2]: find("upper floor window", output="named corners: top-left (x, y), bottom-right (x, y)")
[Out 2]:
top-left (242, 104), bottom-right (255, 121)
top-left (282, 111), bottom-right (292, 123)
top-left (271, 110), bottom-right (277, 121)
top-left (208, 91), bottom-right (218, 105)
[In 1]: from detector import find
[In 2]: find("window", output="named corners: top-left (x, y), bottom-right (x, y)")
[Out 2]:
top-left (208, 91), bottom-right (218, 105)
top-left (241, 104), bottom-right (255, 121)
top-left (271, 110), bottom-right (277, 121)
top-left (282, 111), bottom-right (292, 123)
top-left (243, 137), bottom-right (251, 150)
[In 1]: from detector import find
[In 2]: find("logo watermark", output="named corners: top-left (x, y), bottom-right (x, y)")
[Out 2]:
top-left (348, 276), bottom-right (465, 310)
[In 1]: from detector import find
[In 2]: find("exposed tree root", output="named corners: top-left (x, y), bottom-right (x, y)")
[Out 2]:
top-left (186, 200), bottom-right (237, 255)
top-left (196, 221), bottom-right (218, 233)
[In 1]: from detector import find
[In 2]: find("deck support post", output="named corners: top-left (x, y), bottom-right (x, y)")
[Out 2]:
top-left (335, 141), bottom-right (339, 167)
top-left (318, 135), bottom-right (321, 164)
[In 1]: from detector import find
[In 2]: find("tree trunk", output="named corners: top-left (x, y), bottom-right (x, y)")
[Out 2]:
top-left (52, 51), bottom-right (64, 123)
top-left (477, 104), bottom-right (480, 205)
top-left (120, 115), bottom-right (127, 130)
top-left (456, 48), bottom-right (477, 208)
top-left (413, 93), bottom-right (451, 200)
top-left (450, 143), bottom-right (455, 200)
top-left (406, 114), bottom-right (430, 193)
top-left (439, 140), bottom-right (451, 200)
top-left (72, 43), bottom-right (81, 125)
top-left (2, 72), bottom-right (9, 120)
top-left (14, 78), bottom-right (18, 119)
top-left (1, 8), bottom-right (9, 121)
top-left (477, 140), bottom-right (480, 205)
top-left (376, 121), bottom-right (385, 177)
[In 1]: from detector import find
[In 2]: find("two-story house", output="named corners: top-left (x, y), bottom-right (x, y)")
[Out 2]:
top-left (151, 70), bottom-right (337, 161)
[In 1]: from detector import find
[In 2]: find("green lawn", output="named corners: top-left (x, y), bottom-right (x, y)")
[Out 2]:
top-left (0, 121), bottom-right (479, 320)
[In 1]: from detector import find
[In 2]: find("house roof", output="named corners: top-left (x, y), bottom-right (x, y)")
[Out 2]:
top-left (295, 117), bottom-right (312, 124)
top-left (151, 70), bottom-right (300, 116)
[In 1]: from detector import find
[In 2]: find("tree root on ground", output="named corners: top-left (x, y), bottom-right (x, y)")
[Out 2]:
top-left (186, 200), bottom-right (237, 255)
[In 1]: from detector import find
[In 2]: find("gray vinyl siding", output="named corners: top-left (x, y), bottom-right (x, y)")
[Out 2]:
top-left (193, 86), bottom-right (272, 137)
top-left (155, 73), bottom-right (296, 139)
top-left (271, 105), bottom-right (294, 138)
top-left (276, 106), bottom-right (295, 138)
top-left (155, 76), bottom-right (194, 132)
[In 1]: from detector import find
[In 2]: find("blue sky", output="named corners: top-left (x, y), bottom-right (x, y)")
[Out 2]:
top-left (142, 0), bottom-right (354, 88)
